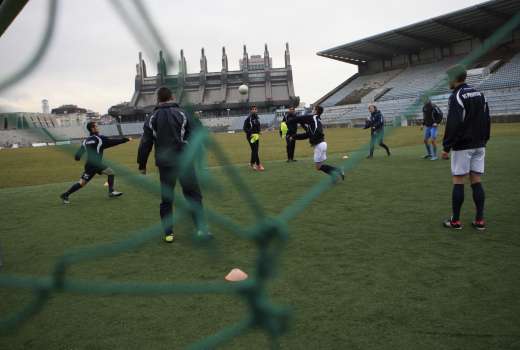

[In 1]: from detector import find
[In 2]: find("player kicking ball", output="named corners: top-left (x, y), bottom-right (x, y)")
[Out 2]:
top-left (60, 121), bottom-right (130, 204)
top-left (291, 105), bottom-right (344, 181)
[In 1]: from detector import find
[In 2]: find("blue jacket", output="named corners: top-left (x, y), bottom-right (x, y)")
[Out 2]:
top-left (443, 83), bottom-right (490, 152)
top-left (365, 109), bottom-right (384, 134)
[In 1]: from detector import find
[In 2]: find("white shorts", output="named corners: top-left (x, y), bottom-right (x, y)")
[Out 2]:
top-left (313, 142), bottom-right (327, 163)
top-left (451, 147), bottom-right (485, 176)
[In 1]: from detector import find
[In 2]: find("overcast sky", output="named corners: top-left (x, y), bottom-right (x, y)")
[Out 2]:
top-left (0, 0), bottom-right (483, 114)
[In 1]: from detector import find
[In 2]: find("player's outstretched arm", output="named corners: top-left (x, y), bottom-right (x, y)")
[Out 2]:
top-left (101, 136), bottom-right (130, 149)
top-left (295, 114), bottom-right (314, 125)
top-left (292, 132), bottom-right (309, 140)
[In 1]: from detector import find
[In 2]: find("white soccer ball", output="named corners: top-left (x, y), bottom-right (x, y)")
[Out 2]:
top-left (238, 84), bottom-right (249, 95)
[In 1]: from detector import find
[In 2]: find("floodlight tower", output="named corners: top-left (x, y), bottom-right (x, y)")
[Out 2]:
top-left (42, 99), bottom-right (50, 114)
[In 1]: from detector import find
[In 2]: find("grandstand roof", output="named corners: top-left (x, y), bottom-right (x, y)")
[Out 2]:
top-left (317, 0), bottom-right (520, 64)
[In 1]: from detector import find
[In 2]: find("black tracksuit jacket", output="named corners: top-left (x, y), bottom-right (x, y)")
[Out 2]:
top-left (443, 83), bottom-right (491, 152)
top-left (422, 103), bottom-right (443, 127)
top-left (293, 114), bottom-right (325, 146)
top-left (137, 102), bottom-right (195, 169)
top-left (75, 133), bottom-right (129, 170)
top-left (243, 113), bottom-right (261, 139)
top-left (364, 109), bottom-right (384, 135)
top-left (282, 112), bottom-right (298, 136)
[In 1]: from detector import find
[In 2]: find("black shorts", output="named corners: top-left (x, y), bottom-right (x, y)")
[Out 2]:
top-left (81, 166), bottom-right (113, 182)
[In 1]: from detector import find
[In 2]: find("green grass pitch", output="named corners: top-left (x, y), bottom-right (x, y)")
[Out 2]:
top-left (0, 125), bottom-right (519, 349)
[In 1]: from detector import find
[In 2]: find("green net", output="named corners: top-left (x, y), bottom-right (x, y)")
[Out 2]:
top-left (0, 1), bottom-right (519, 348)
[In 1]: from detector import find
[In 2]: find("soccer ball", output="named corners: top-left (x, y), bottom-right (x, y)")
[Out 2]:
top-left (238, 84), bottom-right (248, 95)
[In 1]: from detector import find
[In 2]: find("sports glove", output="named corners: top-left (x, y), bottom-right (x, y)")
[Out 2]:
top-left (280, 122), bottom-right (288, 138)
top-left (250, 133), bottom-right (260, 144)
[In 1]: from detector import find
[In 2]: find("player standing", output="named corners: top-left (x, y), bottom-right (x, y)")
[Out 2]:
top-left (291, 106), bottom-right (344, 180)
top-left (280, 106), bottom-right (298, 162)
top-left (422, 99), bottom-right (443, 160)
top-left (442, 65), bottom-right (490, 231)
top-left (137, 87), bottom-right (210, 242)
top-left (60, 122), bottom-right (129, 204)
top-left (243, 105), bottom-right (264, 171)
top-left (365, 105), bottom-right (391, 158)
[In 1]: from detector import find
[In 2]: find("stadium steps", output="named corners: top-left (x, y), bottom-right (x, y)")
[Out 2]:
top-left (362, 87), bottom-right (391, 103)
top-left (335, 87), bottom-right (375, 105)
top-left (320, 69), bottom-right (402, 107)
top-left (480, 52), bottom-right (520, 90)
top-left (377, 57), bottom-right (461, 101)
top-left (322, 87), bottom-right (520, 125)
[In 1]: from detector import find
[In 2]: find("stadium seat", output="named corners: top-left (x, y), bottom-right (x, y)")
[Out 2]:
top-left (480, 53), bottom-right (520, 90)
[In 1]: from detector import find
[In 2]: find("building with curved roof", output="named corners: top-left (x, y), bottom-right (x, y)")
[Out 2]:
top-left (314, 0), bottom-right (520, 125)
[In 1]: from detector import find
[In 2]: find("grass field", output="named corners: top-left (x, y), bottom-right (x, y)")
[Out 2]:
top-left (1, 125), bottom-right (520, 349)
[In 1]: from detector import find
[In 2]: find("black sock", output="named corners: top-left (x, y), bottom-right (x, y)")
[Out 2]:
top-left (471, 182), bottom-right (485, 221)
top-left (380, 143), bottom-right (390, 155)
top-left (425, 143), bottom-right (431, 156)
top-left (65, 182), bottom-right (82, 196)
top-left (320, 164), bottom-right (338, 176)
top-left (452, 184), bottom-right (464, 221)
top-left (108, 175), bottom-right (115, 193)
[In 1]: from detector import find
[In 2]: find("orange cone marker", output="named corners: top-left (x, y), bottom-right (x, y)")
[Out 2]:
top-left (225, 268), bottom-right (248, 282)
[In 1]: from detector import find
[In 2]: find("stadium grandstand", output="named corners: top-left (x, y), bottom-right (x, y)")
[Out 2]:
top-left (315, 0), bottom-right (520, 126)
top-left (0, 112), bottom-right (126, 147)
top-left (0, 111), bottom-right (277, 147)
top-left (2, 0), bottom-right (519, 148)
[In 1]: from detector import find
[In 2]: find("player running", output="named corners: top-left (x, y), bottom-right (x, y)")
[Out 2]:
top-left (243, 105), bottom-right (264, 171)
top-left (291, 105), bottom-right (344, 180)
top-left (442, 65), bottom-right (491, 231)
top-left (365, 105), bottom-right (391, 158)
top-left (422, 99), bottom-right (443, 160)
top-left (60, 121), bottom-right (130, 204)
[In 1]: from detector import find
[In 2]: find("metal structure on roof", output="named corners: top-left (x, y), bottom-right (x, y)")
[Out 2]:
top-left (317, 0), bottom-right (520, 64)
top-left (125, 44), bottom-right (299, 118)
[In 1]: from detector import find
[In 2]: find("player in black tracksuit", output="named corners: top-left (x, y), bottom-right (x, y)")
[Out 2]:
top-left (137, 87), bottom-right (209, 242)
top-left (442, 65), bottom-right (491, 231)
top-left (422, 100), bottom-right (443, 159)
top-left (364, 105), bottom-right (390, 158)
top-left (60, 121), bottom-right (129, 203)
top-left (243, 105), bottom-right (264, 170)
top-left (291, 105), bottom-right (344, 180)
top-left (281, 106), bottom-right (298, 162)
